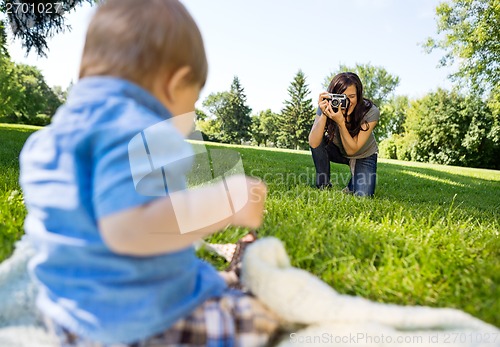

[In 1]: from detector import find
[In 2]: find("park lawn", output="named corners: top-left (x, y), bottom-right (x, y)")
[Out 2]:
top-left (1, 123), bottom-right (499, 327)
top-left (0, 124), bottom-right (40, 261)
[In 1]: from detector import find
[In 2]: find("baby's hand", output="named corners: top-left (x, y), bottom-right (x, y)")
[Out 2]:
top-left (224, 175), bottom-right (267, 230)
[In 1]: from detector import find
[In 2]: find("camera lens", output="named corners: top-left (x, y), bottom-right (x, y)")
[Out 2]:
top-left (331, 99), bottom-right (339, 107)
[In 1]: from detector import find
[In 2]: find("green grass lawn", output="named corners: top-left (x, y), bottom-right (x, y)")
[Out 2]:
top-left (0, 124), bottom-right (40, 261)
top-left (1, 123), bottom-right (499, 327)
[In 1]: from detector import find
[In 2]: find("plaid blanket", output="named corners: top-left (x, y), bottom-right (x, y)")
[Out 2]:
top-left (46, 289), bottom-right (280, 347)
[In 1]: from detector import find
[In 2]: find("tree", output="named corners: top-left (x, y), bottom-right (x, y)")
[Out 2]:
top-left (196, 118), bottom-right (222, 142)
top-left (226, 76), bottom-right (252, 143)
top-left (379, 95), bottom-right (409, 140)
top-left (403, 89), bottom-right (499, 169)
top-left (277, 70), bottom-right (315, 150)
top-left (14, 64), bottom-right (62, 120)
top-left (0, 2), bottom-right (82, 125)
top-left (323, 63), bottom-right (400, 141)
top-left (0, 22), bottom-right (22, 120)
top-left (323, 64), bottom-right (400, 108)
top-left (1, 0), bottom-right (95, 56)
top-left (250, 115), bottom-right (264, 146)
top-left (0, 63), bottom-right (63, 124)
top-left (486, 85), bottom-right (500, 155)
top-left (195, 108), bottom-right (208, 121)
top-left (424, 0), bottom-right (499, 92)
top-left (250, 109), bottom-right (279, 147)
top-left (202, 76), bottom-right (252, 144)
top-left (51, 85), bottom-right (68, 104)
top-left (201, 91), bottom-right (229, 141)
top-left (259, 109), bottom-right (279, 146)
top-left (0, 20), bottom-right (8, 56)
top-left (0, 54), bottom-right (21, 120)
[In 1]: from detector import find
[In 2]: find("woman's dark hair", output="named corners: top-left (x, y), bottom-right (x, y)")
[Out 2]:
top-left (325, 72), bottom-right (373, 143)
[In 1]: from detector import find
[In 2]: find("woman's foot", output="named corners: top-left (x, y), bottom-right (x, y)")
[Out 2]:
top-left (317, 183), bottom-right (333, 190)
top-left (341, 186), bottom-right (353, 194)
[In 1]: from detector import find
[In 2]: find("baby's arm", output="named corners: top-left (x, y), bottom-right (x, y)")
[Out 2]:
top-left (98, 175), bottom-right (266, 256)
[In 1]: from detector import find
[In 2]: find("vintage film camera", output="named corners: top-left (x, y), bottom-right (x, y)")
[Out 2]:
top-left (325, 93), bottom-right (348, 109)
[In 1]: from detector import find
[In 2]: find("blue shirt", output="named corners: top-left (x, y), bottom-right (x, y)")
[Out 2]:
top-left (19, 77), bottom-right (226, 344)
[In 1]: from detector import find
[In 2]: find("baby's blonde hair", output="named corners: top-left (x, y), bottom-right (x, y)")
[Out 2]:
top-left (79, 0), bottom-right (207, 88)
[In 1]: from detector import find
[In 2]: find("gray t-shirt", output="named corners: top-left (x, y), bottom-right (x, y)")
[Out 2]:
top-left (316, 103), bottom-right (380, 159)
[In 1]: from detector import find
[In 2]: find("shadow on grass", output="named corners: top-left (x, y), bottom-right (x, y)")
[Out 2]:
top-left (377, 162), bottom-right (500, 222)
top-left (224, 145), bottom-right (499, 224)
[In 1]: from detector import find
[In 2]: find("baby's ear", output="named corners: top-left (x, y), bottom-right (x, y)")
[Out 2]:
top-left (163, 66), bottom-right (192, 101)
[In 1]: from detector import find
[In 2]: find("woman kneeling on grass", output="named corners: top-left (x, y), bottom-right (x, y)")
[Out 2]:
top-left (309, 72), bottom-right (379, 196)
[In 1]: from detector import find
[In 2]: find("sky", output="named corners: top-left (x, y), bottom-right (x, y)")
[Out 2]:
top-left (4, 0), bottom-right (455, 114)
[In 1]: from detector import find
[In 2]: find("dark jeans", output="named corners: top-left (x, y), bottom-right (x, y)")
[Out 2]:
top-left (310, 139), bottom-right (377, 196)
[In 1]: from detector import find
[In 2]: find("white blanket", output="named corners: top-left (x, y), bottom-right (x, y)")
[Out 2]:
top-left (0, 237), bottom-right (57, 346)
top-left (242, 237), bottom-right (500, 347)
top-left (0, 237), bottom-right (498, 347)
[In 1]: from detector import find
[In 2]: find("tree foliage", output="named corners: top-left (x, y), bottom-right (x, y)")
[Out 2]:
top-left (323, 63), bottom-right (400, 141)
top-left (250, 109), bottom-right (279, 147)
top-left (323, 63), bottom-right (400, 108)
top-left (395, 89), bottom-right (499, 169)
top-left (201, 91), bottom-right (229, 141)
top-left (202, 76), bottom-right (252, 144)
top-left (196, 118), bottom-right (221, 143)
top-left (0, 59), bottom-right (63, 124)
top-left (0, 0), bottom-right (95, 56)
top-left (195, 108), bottom-right (208, 121)
top-left (379, 95), bottom-right (409, 140)
top-left (250, 115), bottom-right (264, 146)
top-left (14, 64), bottom-right (62, 121)
top-left (1, 17), bottom-right (62, 124)
top-left (0, 53), bottom-right (20, 117)
top-left (277, 70), bottom-right (315, 150)
top-left (424, 0), bottom-right (499, 92)
top-left (0, 20), bottom-right (8, 56)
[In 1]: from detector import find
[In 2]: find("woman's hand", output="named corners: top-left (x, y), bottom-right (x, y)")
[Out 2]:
top-left (318, 92), bottom-right (331, 115)
top-left (319, 92), bottom-right (345, 125)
